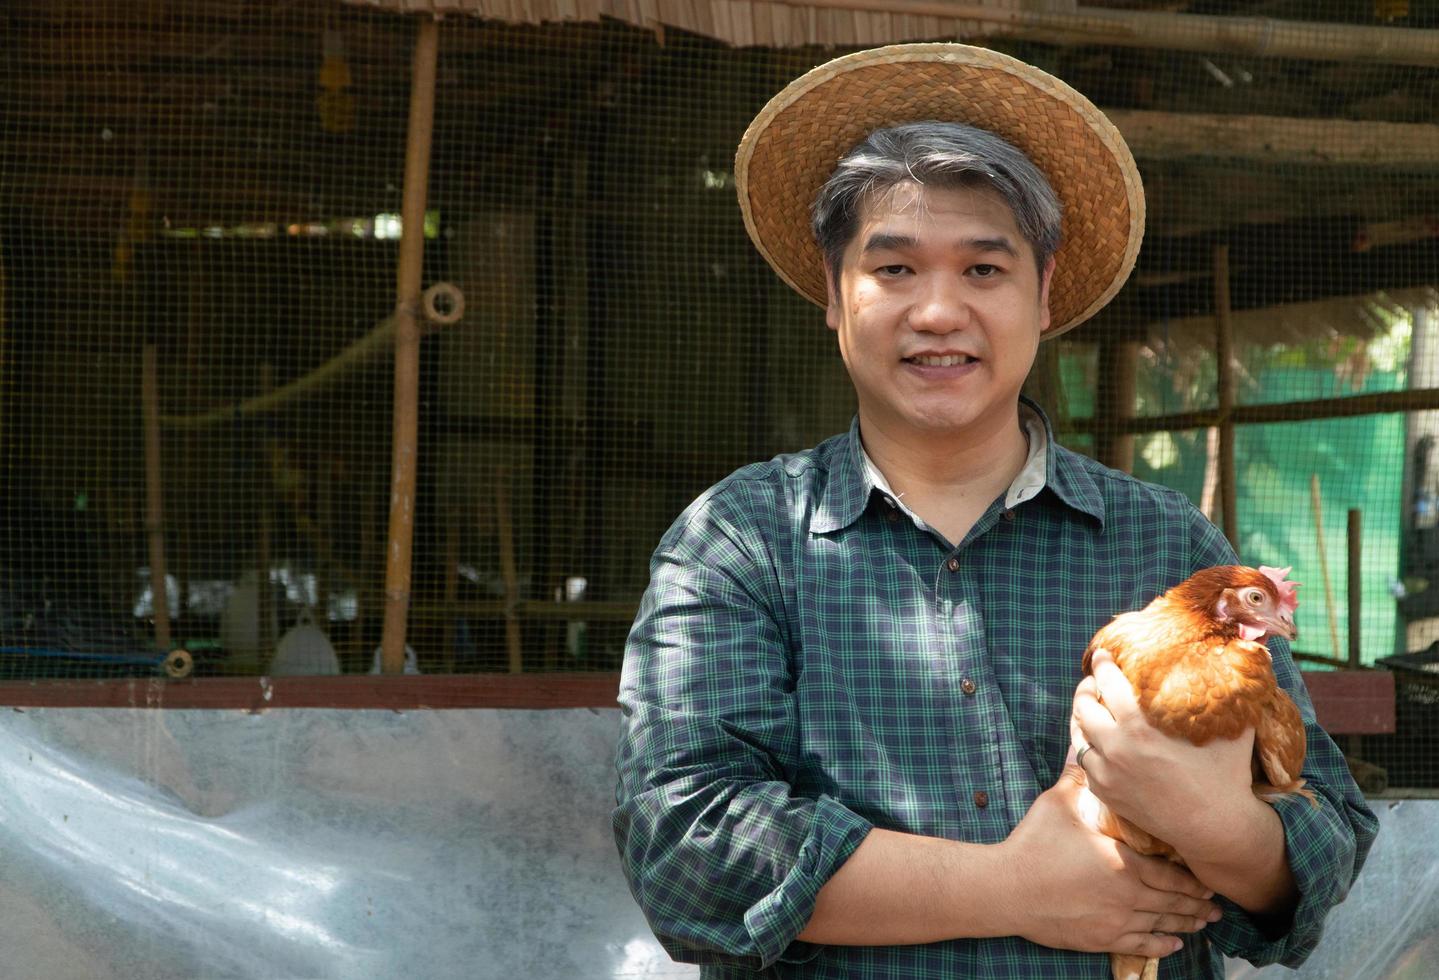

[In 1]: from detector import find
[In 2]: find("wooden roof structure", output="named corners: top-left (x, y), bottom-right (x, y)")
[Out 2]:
top-left (6, 0), bottom-right (1437, 326)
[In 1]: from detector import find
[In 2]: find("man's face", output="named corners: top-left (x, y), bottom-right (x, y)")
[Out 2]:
top-left (825, 180), bottom-right (1055, 443)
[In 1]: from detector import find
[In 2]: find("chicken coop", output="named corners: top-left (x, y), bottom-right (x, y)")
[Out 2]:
top-left (0, 1), bottom-right (1436, 976)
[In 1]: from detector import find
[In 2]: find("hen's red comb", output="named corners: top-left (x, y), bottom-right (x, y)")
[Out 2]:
top-left (1259, 565), bottom-right (1300, 614)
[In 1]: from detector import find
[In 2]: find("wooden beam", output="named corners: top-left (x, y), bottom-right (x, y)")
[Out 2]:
top-left (0, 673), bottom-right (622, 710)
top-left (1108, 111), bottom-right (1439, 169)
top-left (1065, 386), bottom-right (1439, 438)
top-left (755, 0), bottom-right (1439, 66)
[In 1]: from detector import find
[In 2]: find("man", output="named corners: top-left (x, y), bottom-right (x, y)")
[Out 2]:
top-left (613, 43), bottom-right (1375, 978)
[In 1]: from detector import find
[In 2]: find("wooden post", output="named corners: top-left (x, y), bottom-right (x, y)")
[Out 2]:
top-left (1348, 509), bottom-right (1363, 669)
top-left (1213, 244), bottom-right (1239, 550)
top-left (1311, 474), bottom-right (1343, 663)
top-left (258, 363), bottom-right (274, 663)
top-left (379, 16), bottom-right (439, 675)
top-left (1402, 301), bottom-right (1439, 653)
top-left (141, 344), bottom-right (172, 652)
top-left (442, 510), bottom-right (459, 674)
top-left (1095, 336), bottom-right (1137, 473)
top-left (494, 478), bottom-right (525, 674)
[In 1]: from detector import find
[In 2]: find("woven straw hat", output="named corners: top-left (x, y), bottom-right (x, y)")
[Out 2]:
top-left (734, 43), bottom-right (1145, 339)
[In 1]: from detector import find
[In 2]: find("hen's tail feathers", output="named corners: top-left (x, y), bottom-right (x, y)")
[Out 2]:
top-left (1110, 952), bottom-right (1159, 980)
top-left (1253, 778), bottom-right (1321, 809)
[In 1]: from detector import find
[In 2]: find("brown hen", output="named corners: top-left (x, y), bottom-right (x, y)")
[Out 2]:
top-left (1079, 565), bottom-right (1316, 980)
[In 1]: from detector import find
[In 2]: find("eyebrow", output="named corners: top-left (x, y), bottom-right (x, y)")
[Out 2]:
top-left (861, 232), bottom-right (1020, 257)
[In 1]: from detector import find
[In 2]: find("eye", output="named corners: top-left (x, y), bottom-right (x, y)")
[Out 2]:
top-left (1246, 590), bottom-right (1265, 605)
top-left (970, 264), bottom-right (1001, 278)
top-left (876, 264), bottom-right (910, 277)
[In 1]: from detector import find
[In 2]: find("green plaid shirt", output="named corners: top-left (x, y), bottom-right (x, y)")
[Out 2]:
top-left (614, 406), bottom-right (1376, 978)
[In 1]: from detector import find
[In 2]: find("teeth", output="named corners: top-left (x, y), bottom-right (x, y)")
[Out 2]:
top-left (910, 354), bottom-right (973, 366)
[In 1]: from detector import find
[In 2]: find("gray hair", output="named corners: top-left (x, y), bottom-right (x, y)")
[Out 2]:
top-left (811, 121), bottom-right (1062, 292)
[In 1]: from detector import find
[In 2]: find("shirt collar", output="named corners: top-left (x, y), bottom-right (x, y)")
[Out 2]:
top-left (1032, 399), bottom-right (1105, 528)
top-left (811, 417), bottom-right (872, 534)
top-left (813, 397), bottom-right (1104, 534)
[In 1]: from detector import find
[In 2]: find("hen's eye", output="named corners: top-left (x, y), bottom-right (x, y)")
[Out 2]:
top-left (1247, 590), bottom-right (1265, 604)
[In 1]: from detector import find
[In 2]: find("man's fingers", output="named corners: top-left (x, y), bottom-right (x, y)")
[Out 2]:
top-left (1121, 933), bottom-right (1185, 959)
top-left (1133, 911), bottom-right (1211, 936)
top-left (1136, 887), bottom-right (1220, 922)
top-left (1136, 854), bottom-right (1216, 902)
top-left (1089, 649), bottom-right (1141, 717)
top-left (1072, 682), bottom-right (1117, 748)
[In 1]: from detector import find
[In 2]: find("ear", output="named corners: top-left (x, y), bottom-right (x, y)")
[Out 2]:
top-left (1214, 587), bottom-right (1240, 622)
top-left (1036, 256), bottom-right (1057, 335)
top-left (824, 266), bottom-right (841, 332)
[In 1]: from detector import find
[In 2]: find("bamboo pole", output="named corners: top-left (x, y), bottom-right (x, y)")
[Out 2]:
top-left (1213, 244), bottom-right (1239, 551)
top-left (759, 0), bottom-right (1439, 67)
top-left (1348, 509), bottom-right (1363, 669)
top-left (141, 344), bottom-right (172, 652)
top-left (159, 314), bottom-right (397, 430)
top-left (1311, 475), bottom-right (1343, 664)
top-left (379, 16), bottom-right (439, 675)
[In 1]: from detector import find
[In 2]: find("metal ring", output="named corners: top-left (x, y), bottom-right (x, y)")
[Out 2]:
top-left (163, 648), bottom-right (194, 679)
top-left (1076, 744), bottom-right (1092, 769)
top-left (421, 282), bottom-right (465, 326)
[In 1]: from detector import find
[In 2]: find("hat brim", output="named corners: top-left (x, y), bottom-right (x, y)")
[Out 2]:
top-left (734, 43), bottom-right (1145, 340)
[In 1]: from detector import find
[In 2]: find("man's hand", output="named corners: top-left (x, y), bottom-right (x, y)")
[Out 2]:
top-left (1072, 648), bottom-right (1257, 853)
top-left (995, 755), bottom-right (1220, 960)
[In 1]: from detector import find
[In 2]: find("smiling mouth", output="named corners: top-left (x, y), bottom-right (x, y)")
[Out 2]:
top-left (904, 354), bottom-right (977, 366)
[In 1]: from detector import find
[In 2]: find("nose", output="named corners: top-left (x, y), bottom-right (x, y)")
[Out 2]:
top-left (906, 273), bottom-right (973, 335)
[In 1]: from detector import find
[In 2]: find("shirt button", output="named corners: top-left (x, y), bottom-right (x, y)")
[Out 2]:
top-left (960, 677), bottom-right (977, 695)
top-left (973, 790), bottom-right (989, 808)
top-left (886, 508), bottom-right (900, 523)
top-left (1002, 509), bottom-right (1016, 522)
top-left (945, 557), bottom-right (960, 573)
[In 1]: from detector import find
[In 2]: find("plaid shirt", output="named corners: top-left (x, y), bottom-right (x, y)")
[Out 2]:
top-left (614, 406), bottom-right (1377, 978)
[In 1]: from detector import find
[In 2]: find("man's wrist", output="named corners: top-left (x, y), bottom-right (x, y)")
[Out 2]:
top-left (983, 837), bottom-right (1030, 938)
top-left (1179, 797), bottom-right (1296, 916)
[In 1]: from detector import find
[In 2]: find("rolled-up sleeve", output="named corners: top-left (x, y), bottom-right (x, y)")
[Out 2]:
top-left (1186, 508), bottom-right (1380, 967)
top-left (612, 489), bottom-right (873, 969)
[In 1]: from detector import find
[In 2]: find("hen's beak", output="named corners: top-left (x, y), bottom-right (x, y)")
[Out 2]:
top-left (1263, 612), bottom-right (1297, 642)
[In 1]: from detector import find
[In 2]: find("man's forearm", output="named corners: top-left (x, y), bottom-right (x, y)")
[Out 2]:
top-left (796, 828), bottom-right (1012, 945)
top-left (1179, 796), bottom-right (1297, 917)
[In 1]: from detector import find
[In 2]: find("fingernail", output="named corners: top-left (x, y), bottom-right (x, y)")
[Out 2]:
top-left (1208, 907), bottom-right (1222, 922)
top-left (1202, 890), bottom-right (1214, 899)
top-left (1170, 938), bottom-right (1184, 953)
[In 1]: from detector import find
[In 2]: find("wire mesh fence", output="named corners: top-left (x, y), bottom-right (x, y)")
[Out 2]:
top-left (0, 2), bottom-right (1436, 781)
